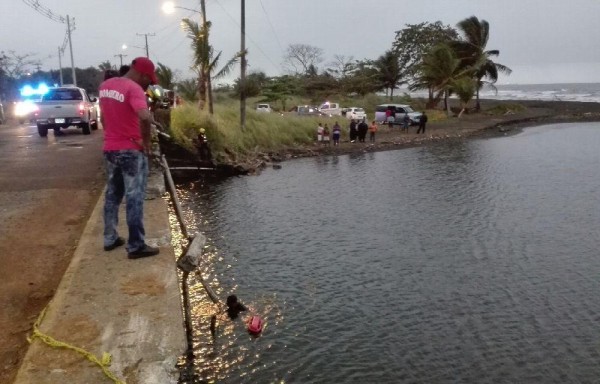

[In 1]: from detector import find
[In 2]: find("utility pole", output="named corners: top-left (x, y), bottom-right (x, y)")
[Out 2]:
top-left (199, 0), bottom-right (215, 114)
top-left (66, 15), bottom-right (77, 86)
top-left (114, 54), bottom-right (127, 67)
top-left (136, 33), bottom-right (155, 58)
top-left (240, 0), bottom-right (246, 131)
top-left (57, 46), bottom-right (64, 86)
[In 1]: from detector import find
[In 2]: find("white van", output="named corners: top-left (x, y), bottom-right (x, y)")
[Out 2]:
top-left (319, 102), bottom-right (342, 116)
top-left (375, 104), bottom-right (422, 125)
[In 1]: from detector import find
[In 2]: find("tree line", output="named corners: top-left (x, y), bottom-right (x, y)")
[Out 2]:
top-left (0, 16), bottom-right (510, 116)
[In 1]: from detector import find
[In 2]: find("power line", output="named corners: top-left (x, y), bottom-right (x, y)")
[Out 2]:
top-left (259, 0), bottom-right (284, 53)
top-left (21, 0), bottom-right (65, 23)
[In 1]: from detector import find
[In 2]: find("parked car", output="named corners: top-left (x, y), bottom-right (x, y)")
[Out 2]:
top-left (291, 105), bottom-right (328, 117)
top-left (343, 107), bottom-right (367, 120)
top-left (375, 104), bottom-right (422, 125)
top-left (34, 86), bottom-right (98, 137)
top-left (256, 103), bottom-right (273, 113)
top-left (318, 102), bottom-right (342, 116)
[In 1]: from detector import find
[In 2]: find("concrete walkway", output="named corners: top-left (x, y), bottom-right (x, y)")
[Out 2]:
top-left (14, 171), bottom-right (186, 384)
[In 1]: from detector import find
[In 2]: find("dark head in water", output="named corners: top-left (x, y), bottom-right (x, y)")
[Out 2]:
top-left (226, 294), bottom-right (247, 320)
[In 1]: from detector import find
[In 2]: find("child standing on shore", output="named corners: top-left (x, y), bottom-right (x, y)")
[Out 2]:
top-left (369, 120), bottom-right (378, 143)
top-left (317, 123), bottom-right (324, 143)
top-left (323, 124), bottom-right (331, 146)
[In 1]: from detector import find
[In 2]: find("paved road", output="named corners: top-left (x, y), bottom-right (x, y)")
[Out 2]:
top-left (0, 119), bottom-right (106, 383)
top-left (0, 120), bottom-right (104, 191)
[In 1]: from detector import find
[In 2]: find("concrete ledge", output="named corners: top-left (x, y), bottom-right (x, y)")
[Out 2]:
top-left (14, 172), bottom-right (185, 384)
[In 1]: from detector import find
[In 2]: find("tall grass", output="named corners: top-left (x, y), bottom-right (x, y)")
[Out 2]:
top-left (169, 93), bottom-right (448, 163)
top-left (169, 104), bottom-right (343, 163)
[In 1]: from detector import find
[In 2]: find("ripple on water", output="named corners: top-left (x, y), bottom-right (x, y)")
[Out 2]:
top-left (177, 123), bottom-right (600, 383)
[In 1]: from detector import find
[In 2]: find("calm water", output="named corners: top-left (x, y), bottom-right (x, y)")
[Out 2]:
top-left (176, 122), bottom-right (600, 383)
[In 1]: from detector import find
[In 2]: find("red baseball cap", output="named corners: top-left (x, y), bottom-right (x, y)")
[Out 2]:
top-left (131, 57), bottom-right (158, 84)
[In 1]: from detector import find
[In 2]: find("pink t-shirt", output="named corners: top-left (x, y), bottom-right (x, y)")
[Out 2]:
top-left (98, 77), bottom-right (148, 151)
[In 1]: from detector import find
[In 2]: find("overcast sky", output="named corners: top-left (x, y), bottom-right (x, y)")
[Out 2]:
top-left (2, 0), bottom-right (600, 85)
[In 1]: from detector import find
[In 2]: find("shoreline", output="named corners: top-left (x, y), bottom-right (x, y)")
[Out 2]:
top-left (234, 99), bottom-right (600, 173)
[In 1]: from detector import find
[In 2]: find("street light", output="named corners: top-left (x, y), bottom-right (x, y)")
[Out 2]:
top-left (162, 1), bottom-right (199, 15)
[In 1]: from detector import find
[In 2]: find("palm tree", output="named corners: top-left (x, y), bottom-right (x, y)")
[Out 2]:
top-left (452, 16), bottom-right (512, 111)
top-left (374, 50), bottom-right (406, 100)
top-left (452, 77), bottom-right (477, 118)
top-left (156, 62), bottom-right (175, 90)
top-left (416, 44), bottom-right (479, 116)
top-left (176, 79), bottom-right (199, 102)
top-left (181, 18), bottom-right (239, 114)
top-left (98, 61), bottom-right (113, 71)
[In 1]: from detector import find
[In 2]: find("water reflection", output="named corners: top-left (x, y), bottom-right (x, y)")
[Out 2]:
top-left (174, 123), bottom-right (600, 383)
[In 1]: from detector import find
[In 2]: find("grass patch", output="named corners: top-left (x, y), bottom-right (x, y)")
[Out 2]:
top-left (169, 104), bottom-right (344, 163)
top-left (485, 103), bottom-right (526, 115)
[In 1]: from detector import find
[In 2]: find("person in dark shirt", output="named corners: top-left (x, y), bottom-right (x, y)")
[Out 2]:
top-left (417, 111), bottom-right (428, 134)
top-left (226, 294), bottom-right (247, 320)
top-left (357, 118), bottom-right (369, 142)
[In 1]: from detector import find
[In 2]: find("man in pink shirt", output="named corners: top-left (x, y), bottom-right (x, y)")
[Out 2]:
top-left (99, 57), bottom-right (159, 259)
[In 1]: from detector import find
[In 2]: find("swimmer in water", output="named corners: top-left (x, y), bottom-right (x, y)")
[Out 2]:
top-left (226, 294), bottom-right (247, 320)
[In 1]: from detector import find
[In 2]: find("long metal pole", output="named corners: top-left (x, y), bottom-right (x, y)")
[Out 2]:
top-left (66, 15), bottom-right (77, 86)
top-left (240, 0), bottom-right (246, 131)
top-left (57, 46), bottom-right (63, 86)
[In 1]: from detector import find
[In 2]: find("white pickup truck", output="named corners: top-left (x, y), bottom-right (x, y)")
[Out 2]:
top-left (34, 86), bottom-right (99, 137)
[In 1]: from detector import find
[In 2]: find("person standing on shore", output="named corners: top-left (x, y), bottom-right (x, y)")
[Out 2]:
top-left (317, 123), bottom-right (324, 143)
top-left (349, 119), bottom-right (358, 143)
top-left (417, 111), bottom-right (428, 134)
top-left (357, 118), bottom-right (368, 142)
top-left (402, 112), bottom-right (410, 132)
top-left (369, 120), bottom-right (378, 142)
top-left (386, 108), bottom-right (393, 128)
top-left (323, 123), bottom-right (331, 146)
top-left (99, 57), bottom-right (160, 259)
top-left (332, 121), bottom-right (341, 146)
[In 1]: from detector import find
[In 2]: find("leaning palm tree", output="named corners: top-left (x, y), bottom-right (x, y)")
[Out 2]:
top-left (181, 18), bottom-right (239, 114)
top-left (452, 16), bottom-right (512, 111)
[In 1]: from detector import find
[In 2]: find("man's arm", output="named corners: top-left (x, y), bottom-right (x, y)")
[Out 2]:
top-left (137, 108), bottom-right (153, 156)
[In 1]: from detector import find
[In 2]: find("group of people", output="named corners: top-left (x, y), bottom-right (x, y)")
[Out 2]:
top-left (317, 122), bottom-right (342, 146)
top-left (317, 110), bottom-right (429, 146)
top-left (386, 109), bottom-right (429, 134)
top-left (317, 118), bottom-right (380, 145)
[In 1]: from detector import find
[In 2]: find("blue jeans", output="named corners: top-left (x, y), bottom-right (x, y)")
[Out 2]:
top-left (103, 150), bottom-right (148, 252)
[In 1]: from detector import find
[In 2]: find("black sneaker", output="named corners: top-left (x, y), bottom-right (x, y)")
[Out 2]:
top-left (104, 237), bottom-right (125, 251)
top-left (128, 245), bottom-right (160, 259)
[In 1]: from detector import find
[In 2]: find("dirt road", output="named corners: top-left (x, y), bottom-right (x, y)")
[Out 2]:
top-left (0, 120), bottom-right (105, 383)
